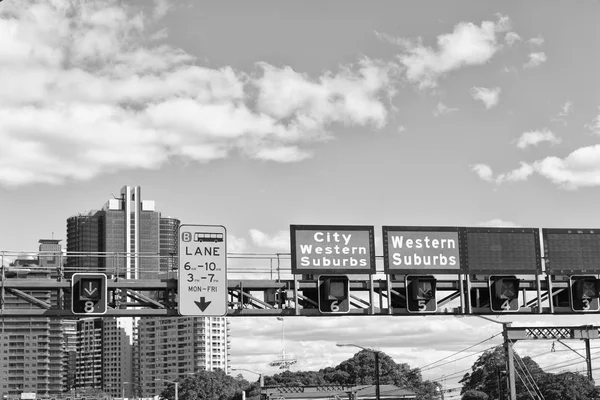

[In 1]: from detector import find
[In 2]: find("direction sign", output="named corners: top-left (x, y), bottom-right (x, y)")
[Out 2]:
top-left (178, 224), bottom-right (227, 316)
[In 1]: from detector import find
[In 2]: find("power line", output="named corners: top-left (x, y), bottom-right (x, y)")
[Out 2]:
top-left (419, 332), bottom-right (502, 371)
top-left (422, 344), bottom-right (498, 373)
top-left (512, 346), bottom-right (544, 400)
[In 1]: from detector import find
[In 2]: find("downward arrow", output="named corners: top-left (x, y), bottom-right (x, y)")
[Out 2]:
top-left (84, 282), bottom-right (98, 296)
top-left (194, 297), bottom-right (211, 312)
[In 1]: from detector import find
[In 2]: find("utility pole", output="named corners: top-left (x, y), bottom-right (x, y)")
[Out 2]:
top-left (585, 338), bottom-right (593, 381)
top-left (503, 323), bottom-right (516, 400)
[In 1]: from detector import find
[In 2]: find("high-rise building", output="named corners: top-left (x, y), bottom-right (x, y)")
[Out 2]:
top-left (138, 317), bottom-right (230, 396)
top-left (65, 186), bottom-right (229, 394)
top-left (160, 217), bottom-right (180, 274)
top-left (0, 241), bottom-right (65, 398)
top-left (75, 319), bottom-right (103, 389)
top-left (67, 186), bottom-right (160, 279)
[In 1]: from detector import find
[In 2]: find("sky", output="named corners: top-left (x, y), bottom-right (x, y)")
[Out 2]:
top-left (2, 0), bottom-right (600, 395)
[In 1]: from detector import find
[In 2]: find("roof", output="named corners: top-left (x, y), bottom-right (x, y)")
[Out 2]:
top-left (264, 385), bottom-right (416, 400)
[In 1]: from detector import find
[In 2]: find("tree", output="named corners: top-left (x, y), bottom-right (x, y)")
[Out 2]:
top-left (541, 372), bottom-right (600, 400)
top-left (461, 390), bottom-right (489, 400)
top-left (460, 345), bottom-right (598, 400)
top-left (460, 345), bottom-right (545, 399)
top-left (159, 370), bottom-right (251, 400)
top-left (264, 350), bottom-right (438, 400)
top-left (264, 370), bottom-right (327, 387)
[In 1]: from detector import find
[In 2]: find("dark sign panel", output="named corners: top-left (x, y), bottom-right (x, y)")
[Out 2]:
top-left (543, 229), bottom-right (600, 274)
top-left (290, 225), bottom-right (375, 274)
top-left (464, 228), bottom-right (541, 273)
top-left (383, 226), bottom-right (464, 274)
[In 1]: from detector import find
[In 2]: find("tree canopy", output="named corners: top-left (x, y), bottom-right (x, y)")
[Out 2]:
top-left (460, 345), bottom-right (600, 400)
top-left (265, 350), bottom-right (440, 400)
top-left (159, 369), bottom-right (250, 400)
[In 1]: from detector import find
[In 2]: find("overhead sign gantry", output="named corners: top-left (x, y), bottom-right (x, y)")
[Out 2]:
top-left (3, 224), bottom-right (600, 317)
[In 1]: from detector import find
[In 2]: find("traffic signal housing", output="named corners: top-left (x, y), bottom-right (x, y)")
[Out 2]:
top-left (489, 275), bottom-right (520, 312)
top-left (405, 275), bottom-right (437, 313)
top-left (318, 275), bottom-right (350, 314)
top-left (71, 273), bottom-right (107, 315)
top-left (570, 275), bottom-right (600, 312)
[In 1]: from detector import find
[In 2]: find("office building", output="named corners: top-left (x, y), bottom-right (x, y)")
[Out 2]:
top-left (66, 185), bottom-right (229, 394)
top-left (67, 186), bottom-right (160, 278)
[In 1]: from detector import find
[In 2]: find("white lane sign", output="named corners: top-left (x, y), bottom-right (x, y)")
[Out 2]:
top-left (178, 225), bottom-right (228, 316)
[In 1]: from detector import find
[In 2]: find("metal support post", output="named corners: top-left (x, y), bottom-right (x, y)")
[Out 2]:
top-left (585, 338), bottom-right (593, 382)
top-left (375, 351), bottom-right (381, 400)
top-left (503, 324), bottom-right (516, 400)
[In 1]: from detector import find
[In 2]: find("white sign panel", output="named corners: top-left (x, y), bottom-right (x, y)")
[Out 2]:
top-left (178, 225), bottom-right (227, 316)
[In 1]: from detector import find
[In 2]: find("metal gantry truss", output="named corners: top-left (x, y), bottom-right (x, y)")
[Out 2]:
top-left (0, 269), bottom-right (597, 318)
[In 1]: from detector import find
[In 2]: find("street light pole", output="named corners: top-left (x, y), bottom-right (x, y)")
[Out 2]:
top-left (336, 343), bottom-right (380, 400)
top-left (155, 379), bottom-right (178, 400)
top-left (455, 315), bottom-right (515, 400)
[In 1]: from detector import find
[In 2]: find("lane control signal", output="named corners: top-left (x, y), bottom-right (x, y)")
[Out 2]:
top-left (71, 273), bottom-right (107, 315)
top-left (318, 275), bottom-right (350, 314)
top-left (489, 275), bottom-right (520, 312)
top-left (570, 275), bottom-right (600, 312)
top-left (405, 275), bottom-right (437, 313)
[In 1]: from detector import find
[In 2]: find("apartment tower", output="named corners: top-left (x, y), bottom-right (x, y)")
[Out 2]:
top-left (0, 240), bottom-right (64, 399)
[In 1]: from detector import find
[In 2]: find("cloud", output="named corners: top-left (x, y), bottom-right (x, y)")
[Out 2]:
top-left (515, 129), bottom-right (561, 149)
top-left (478, 219), bottom-right (519, 227)
top-left (551, 101), bottom-right (573, 126)
top-left (524, 52), bottom-right (547, 68)
top-left (433, 102), bottom-right (458, 117)
top-left (471, 162), bottom-right (534, 184)
top-left (504, 32), bottom-right (521, 46)
top-left (397, 15), bottom-right (509, 89)
top-left (496, 162), bottom-right (534, 183)
top-left (533, 145), bottom-right (600, 189)
top-left (559, 101), bottom-right (573, 117)
top-left (472, 143), bottom-right (600, 190)
top-left (528, 36), bottom-right (545, 46)
top-left (586, 108), bottom-right (600, 134)
top-left (470, 87), bottom-right (501, 109)
top-left (0, 1), bottom-right (395, 188)
top-left (227, 235), bottom-right (249, 253)
top-left (249, 229), bottom-right (290, 250)
top-left (470, 164), bottom-right (494, 182)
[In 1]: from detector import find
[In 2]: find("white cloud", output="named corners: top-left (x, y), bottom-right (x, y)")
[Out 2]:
top-left (496, 162), bottom-right (534, 183)
top-left (478, 219), bottom-right (519, 227)
top-left (524, 52), bottom-right (547, 68)
top-left (433, 102), bottom-right (458, 117)
top-left (528, 36), bottom-right (545, 46)
top-left (515, 129), bottom-right (561, 149)
top-left (397, 125), bottom-right (407, 133)
top-left (533, 145), bottom-right (600, 189)
top-left (552, 101), bottom-right (573, 126)
top-left (586, 108), bottom-right (600, 134)
top-left (504, 32), bottom-right (521, 46)
top-left (227, 235), bottom-right (249, 253)
top-left (0, 1), bottom-right (395, 188)
top-left (471, 162), bottom-right (534, 185)
top-left (470, 164), bottom-right (494, 182)
top-left (249, 229), bottom-right (290, 251)
top-left (470, 87), bottom-right (501, 109)
top-left (397, 16), bottom-right (509, 89)
top-left (473, 143), bottom-right (600, 190)
top-left (559, 101), bottom-right (573, 116)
